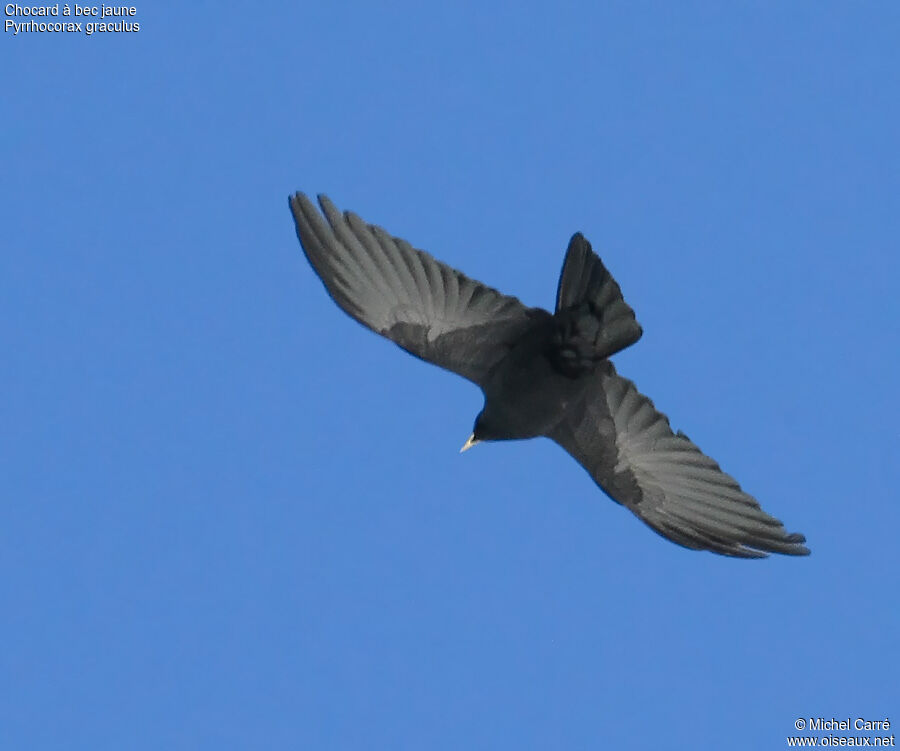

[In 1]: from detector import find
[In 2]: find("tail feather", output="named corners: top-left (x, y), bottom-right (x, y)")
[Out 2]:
top-left (552, 233), bottom-right (642, 375)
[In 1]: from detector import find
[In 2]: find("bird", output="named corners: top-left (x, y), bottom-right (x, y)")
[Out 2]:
top-left (289, 192), bottom-right (809, 559)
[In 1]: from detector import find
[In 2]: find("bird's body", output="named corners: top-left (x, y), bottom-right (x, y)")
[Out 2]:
top-left (478, 317), bottom-right (575, 440)
top-left (290, 192), bottom-right (809, 558)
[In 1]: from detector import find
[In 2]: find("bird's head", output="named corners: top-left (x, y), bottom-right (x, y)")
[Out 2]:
top-left (459, 410), bottom-right (502, 453)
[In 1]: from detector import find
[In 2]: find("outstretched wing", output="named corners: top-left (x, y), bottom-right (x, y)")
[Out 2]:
top-left (290, 193), bottom-right (544, 386)
top-left (549, 362), bottom-right (809, 558)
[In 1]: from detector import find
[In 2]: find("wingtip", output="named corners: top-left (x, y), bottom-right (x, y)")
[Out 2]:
top-left (288, 192), bottom-right (333, 212)
top-left (288, 191), bottom-right (310, 213)
top-left (785, 531), bottom-right (811, 556)
top-left (763, 535), bottom-right (811, 557)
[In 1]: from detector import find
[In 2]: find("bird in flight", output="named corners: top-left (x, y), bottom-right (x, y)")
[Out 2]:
top-left (289, 193), bottom-right (809, 558)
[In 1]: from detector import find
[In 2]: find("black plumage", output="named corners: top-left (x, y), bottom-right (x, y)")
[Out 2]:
top-left (289, 192), bottom-right (809, 558)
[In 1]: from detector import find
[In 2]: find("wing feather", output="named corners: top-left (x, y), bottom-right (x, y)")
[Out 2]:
top-left (550, 363), bottom-right (809, 558)
top-left (290, 193), bottom-right (543, 385)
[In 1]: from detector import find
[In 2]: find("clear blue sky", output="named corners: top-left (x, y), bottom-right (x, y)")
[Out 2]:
top-left (3, 2), bottom-right (898, 748)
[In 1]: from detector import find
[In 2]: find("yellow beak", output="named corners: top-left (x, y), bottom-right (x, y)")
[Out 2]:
top-left (459, 433), bottom-right (480, 453)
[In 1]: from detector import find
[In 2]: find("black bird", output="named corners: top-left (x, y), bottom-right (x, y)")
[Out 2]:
top-left (289, 193), bottom-right (809, 558)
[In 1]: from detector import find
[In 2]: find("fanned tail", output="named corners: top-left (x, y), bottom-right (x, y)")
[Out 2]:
top-left (552, 233), bottom-right (642, 375)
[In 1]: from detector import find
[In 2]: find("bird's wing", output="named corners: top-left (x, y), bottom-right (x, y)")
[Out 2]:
top-left (290, 193), bottom-right (542, 386)
top-left (548, 362), bottom-right (809, 558)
